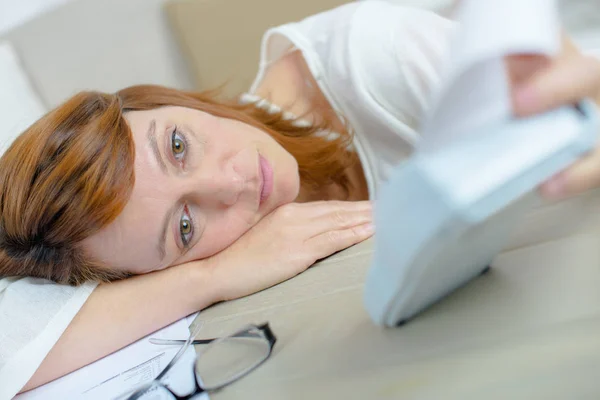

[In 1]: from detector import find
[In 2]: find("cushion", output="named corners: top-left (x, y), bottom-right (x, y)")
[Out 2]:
top-left (164, 0), bottom-right (351, 98)
top-left (2, 0), bottom-right (195, 107)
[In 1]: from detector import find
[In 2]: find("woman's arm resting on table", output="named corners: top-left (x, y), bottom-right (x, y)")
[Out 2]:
top-left (21, 200), bottom-right (372, 392)
top-left (21, 260), bottom-right (218, 392)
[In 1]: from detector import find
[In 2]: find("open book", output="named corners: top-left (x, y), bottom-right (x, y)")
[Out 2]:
top-left (364, 0), bottom-right (599, 326)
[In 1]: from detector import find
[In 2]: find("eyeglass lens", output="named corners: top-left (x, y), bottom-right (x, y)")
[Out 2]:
top-left (132, 325), bottom-right (272, 399)
top-left (195, 327), bottom-right (271, 390)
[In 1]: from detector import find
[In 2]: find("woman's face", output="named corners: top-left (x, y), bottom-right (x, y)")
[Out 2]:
top-left (83, 106), bottom-right (300, 273)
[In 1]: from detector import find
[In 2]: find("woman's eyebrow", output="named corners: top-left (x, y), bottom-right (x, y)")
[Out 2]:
top-left (147, 119), bottom-right (168, 174)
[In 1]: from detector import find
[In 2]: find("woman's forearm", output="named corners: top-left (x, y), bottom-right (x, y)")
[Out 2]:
top-left (21, 261), bottom-right (219, 392)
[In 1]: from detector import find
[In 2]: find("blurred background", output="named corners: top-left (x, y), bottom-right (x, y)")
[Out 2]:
top-left (1, 0), bottom-right (600, 153)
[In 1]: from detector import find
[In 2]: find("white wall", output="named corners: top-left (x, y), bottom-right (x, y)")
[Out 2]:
top-left (0, 0), bottom-right (73, 34)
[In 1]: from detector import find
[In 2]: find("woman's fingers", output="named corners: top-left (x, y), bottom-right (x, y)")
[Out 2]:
top-left (282, 200), bottom-right (372, 235)
top-left (506, 38), bottom-right (600, 199)
top-left (506, 54), bottom-right (550, 87)
top-left (512, 55), bottom-right (600, 117)
top-left (294, 201), bottom-right (374, 260)
top-left (540, 147), bottom-right (600, 198)
top-left (308, 222), bottom-right (374, 258)
top-left (305, 201), bottom-right (373, 236)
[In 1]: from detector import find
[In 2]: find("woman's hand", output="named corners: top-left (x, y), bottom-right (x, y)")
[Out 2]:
top-left (507, 34), bottom-right (600, 199)
top-left (205, 200), bottom-right (373, 301)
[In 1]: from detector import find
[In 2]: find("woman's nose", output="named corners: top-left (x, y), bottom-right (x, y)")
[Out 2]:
top-left (197, 163), bottom-right (245, 207)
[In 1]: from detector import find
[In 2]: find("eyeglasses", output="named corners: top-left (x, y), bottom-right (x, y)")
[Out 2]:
top-left (125, 322), bottom-right (277, 400)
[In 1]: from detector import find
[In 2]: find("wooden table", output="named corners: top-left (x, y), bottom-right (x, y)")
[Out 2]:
top-left (192, 194), bottom-right (600, 400)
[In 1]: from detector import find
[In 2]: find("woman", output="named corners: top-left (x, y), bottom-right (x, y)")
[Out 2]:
top-left (2, 1), bottom-right (600, 397)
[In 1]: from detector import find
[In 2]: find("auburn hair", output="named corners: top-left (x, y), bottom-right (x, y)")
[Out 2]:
top-left (0, 85), bottom-right (355, 285)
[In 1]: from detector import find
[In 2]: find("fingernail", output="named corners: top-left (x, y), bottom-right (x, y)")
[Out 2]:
top-left (540, 175), bottom-right (565, 199)
top-left (361, 223), bottom-right (375, 234)
top-left (514, 86), bottom-right (538, 115)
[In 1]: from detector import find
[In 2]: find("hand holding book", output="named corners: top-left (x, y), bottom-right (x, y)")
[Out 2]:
top-left (507, 35), bottom-right (600, 199)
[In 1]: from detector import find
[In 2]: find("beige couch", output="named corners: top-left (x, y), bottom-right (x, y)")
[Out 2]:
top-left (0, 0), bottom-right (353, 105)
top-left (1, 0), bottom-right (193, 108)
top-left (4, 0), bottom-right (600, 398)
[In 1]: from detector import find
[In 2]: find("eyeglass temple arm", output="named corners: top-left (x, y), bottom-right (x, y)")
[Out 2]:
top-left (149, 330), bottom-right (265, 346)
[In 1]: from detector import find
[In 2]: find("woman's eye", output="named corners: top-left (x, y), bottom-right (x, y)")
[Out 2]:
top-left (179, 211), bottom-right (193, 246)
top-left (171, 129), bottom-right (186, 160)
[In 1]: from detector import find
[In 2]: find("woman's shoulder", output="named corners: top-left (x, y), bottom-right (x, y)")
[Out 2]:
top-left (254, 49), bottom-right (346, 131)
top-left (0, 277), bottom-right (96, 311)
top-left (253, 2), bottom-right (456, 120)
top-left (0, 277), bottom-right (96, 327)
top-left (250, 3), bottom-right (458, 193)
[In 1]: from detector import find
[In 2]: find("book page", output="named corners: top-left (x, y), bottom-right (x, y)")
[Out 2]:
top-left (419, 0), bottom-right (561, 152)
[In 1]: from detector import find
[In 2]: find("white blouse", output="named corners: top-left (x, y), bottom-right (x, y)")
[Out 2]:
top-left (248, 1), bottom-right (455, 198)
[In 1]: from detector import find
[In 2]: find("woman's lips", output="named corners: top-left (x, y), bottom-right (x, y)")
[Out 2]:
top-left (259, 155), bottom-right (273, 205)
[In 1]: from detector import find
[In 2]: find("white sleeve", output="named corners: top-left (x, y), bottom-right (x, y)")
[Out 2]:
top-left (0, 277), bottom-right (96, 398)
top-left (256, 2), bottom-right (456, 140)
top-left (349, 3), bottom-right (456, 134)
top-left (252, 2), bottom-right (458, 192)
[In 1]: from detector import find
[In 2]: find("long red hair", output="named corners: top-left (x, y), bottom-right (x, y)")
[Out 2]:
top-left (0, 85), bottom-right (354, 285)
